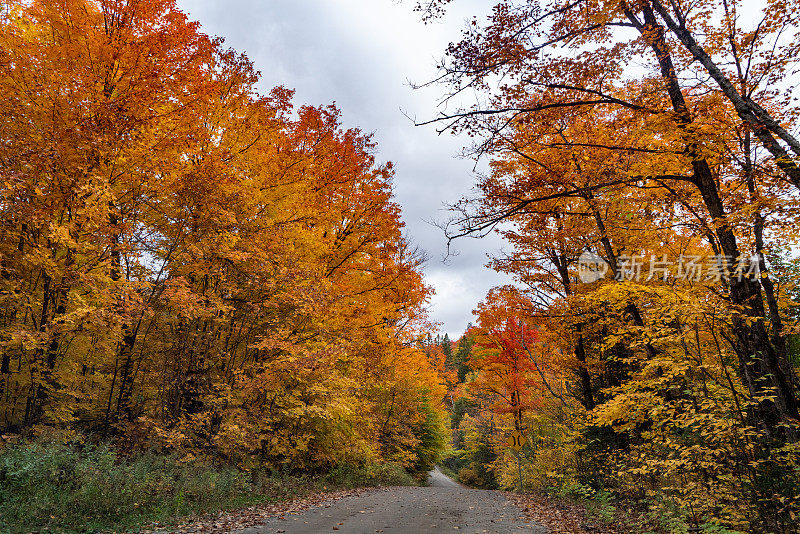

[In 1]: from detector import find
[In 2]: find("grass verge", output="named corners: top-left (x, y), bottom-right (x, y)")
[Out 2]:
top-left (0, 438), bottom-right (417, 534)
top-left (436, 463), bottom-right (459, 482)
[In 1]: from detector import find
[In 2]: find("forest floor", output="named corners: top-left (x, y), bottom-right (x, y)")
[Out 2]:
top-left (506, 492), bottom-right (641, 534)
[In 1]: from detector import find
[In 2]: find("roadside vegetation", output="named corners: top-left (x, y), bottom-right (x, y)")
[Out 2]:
top-left (0, 436), bottom-right (418, 534)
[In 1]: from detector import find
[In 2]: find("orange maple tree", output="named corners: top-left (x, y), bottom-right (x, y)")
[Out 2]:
top-left (0, 0), bottom-right (448, 476)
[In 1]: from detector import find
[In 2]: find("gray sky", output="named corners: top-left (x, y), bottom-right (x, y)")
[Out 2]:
top-left (175, 0), bottom-right (511, 338)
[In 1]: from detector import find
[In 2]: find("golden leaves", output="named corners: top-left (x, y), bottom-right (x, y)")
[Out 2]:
top-left (0, 0), bottom-right (447, 477)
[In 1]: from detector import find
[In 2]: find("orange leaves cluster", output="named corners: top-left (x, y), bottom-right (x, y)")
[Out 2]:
top-left (469, 316), bottom-right (544, 420)
top-left (0, 0), bottom-right (446, 472)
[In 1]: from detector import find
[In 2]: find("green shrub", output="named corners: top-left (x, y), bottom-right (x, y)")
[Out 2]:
top-left (592, 490), bottom-right (616, 522)
top-left (0, 439), bottom-right (258, 533)
top-left (323, 461), bottom-right (417, 488)
top-left (0, 438), bottom-right (417, 534)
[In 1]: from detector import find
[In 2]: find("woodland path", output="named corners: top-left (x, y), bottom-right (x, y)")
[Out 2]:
top-left (238, 468), bottom-right (547, 534)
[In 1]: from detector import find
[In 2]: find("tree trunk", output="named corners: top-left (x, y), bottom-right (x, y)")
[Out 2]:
top-left (553, 249), bottom-right (595, 409)
top-left (109, 203), bottom-right (138, 421)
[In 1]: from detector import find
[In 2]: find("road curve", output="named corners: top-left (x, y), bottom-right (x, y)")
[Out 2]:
top-left (238, 469), bottom-right (546, 534)
top-left (427, 466), bottom-right (461, 488)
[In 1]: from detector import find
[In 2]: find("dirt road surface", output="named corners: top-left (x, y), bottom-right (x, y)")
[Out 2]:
top-left (238, 468), bottom-right (546, 534)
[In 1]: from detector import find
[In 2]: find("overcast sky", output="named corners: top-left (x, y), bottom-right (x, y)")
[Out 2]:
top-left (175, 0), bottom-right (511, 337)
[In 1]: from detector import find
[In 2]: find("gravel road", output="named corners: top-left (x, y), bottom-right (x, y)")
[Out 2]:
top-left (238, 468), bottom-right (547, 534)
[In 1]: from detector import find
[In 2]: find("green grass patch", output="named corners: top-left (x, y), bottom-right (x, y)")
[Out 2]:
top-left (0, 438), bottom-right (416, 534)
top-left (324, 460), bottom-right (418, 488)
top-left (436, 463), bottom-right (459, 482)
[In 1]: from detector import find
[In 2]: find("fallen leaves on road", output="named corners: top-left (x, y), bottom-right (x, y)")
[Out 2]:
top-left (138, 488), bottom-right (376, 534)
top-left (505, 492), bottom-right (633, 534)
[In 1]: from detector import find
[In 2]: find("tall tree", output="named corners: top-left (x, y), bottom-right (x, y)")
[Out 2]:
top-left (418, 0), bottom-right (800, 442)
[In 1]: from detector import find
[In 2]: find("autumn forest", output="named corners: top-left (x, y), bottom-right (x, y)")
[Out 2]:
top-left (1, 0), bottom-right (800, 533)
